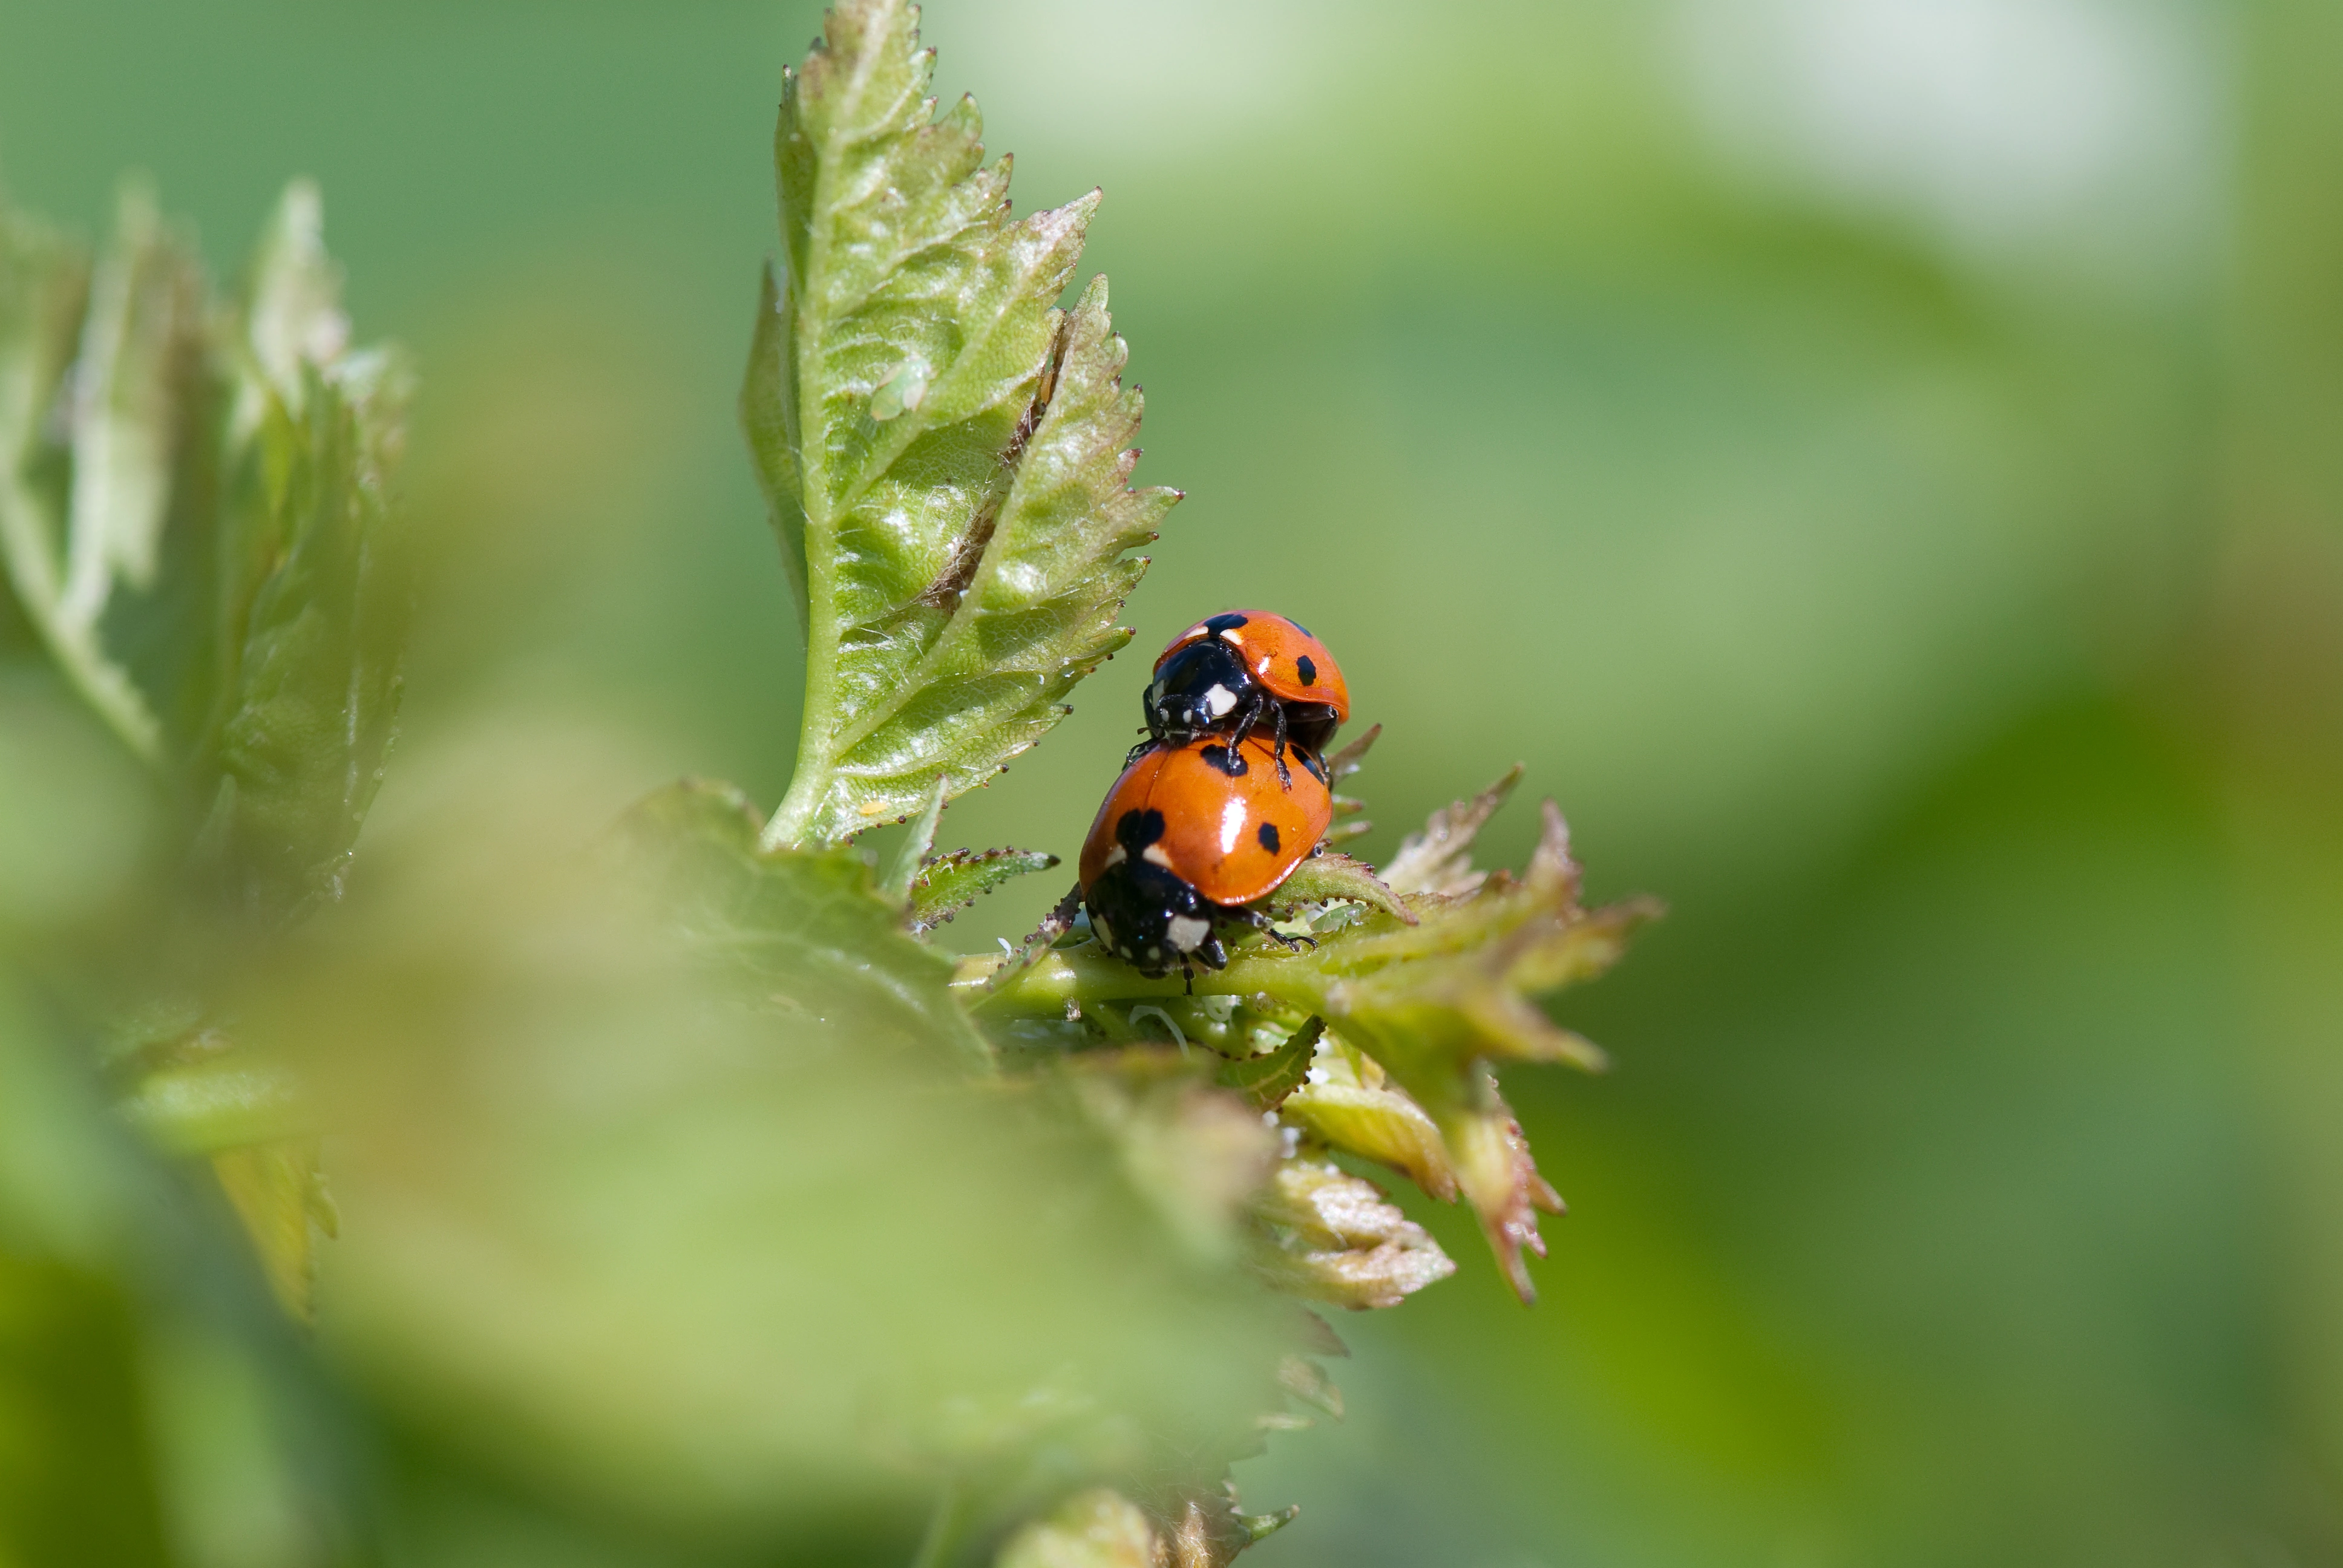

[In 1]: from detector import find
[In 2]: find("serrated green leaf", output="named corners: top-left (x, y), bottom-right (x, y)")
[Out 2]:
top-left (1248, 1157), bottom-right (1455, 1310)
top-left (750, 0), bottom-right (1173, 847)
top-left (1379, 762), bottom-right (1522, 898)
top-left (1265, 851), bottom-right (1415, 926)
top-left (1440, 1082), bottom-right (1567, 1303)
top-left (983, 785), bottom-right (1657, 1299)
top-left (909, 844), bottom-right (1060, 933)
top-left (1279, 1077), bottom-right (1455, 1202)
top-left (1323, 723), bottom-right (1380, 784)
top-left (1219, 1016), bottom-right (1323, 1112)
top-left (880, 773), bottom-right (949, 905)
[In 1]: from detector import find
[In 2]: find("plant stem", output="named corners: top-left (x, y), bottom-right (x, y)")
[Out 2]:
top-left (760, 66), bottom-right (848, 852)
top-left (906, 1475), bottom-right (963, 1568)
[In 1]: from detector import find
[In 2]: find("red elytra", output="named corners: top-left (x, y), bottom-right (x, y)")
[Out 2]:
top-left (1079, 734), bottom-right (1332, 909)
top-left (1154, 610), bottom-right (1350, 728)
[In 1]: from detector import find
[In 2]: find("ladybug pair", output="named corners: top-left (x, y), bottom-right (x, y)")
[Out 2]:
top-left (1076, 611), bottom-right (1351, 983)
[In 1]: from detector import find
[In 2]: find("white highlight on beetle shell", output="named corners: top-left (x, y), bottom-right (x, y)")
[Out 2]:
top-left (1254, 653), bottom-right (1273, 675)
top-left (1219, 796), bottom-right (1247, 854)
top-left (1166, 915), bottom-right (1212, 952)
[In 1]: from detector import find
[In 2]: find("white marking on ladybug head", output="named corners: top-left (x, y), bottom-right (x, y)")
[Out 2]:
top-left (1165, 915), bottom-right (1211, 952)
top-left (1101, 844), bottom-right (1128, 869)
top-left (1145, 944), bottom-right (1162, 962)
top-left (1142, 844), bottom-right (1175, 869)
top-left (1204, 684), bottom-right (1236, 717)
top-left (1219, 796), bottom-right (1247, 854)
top-left (1220, 628), bottom-right (1247, 646)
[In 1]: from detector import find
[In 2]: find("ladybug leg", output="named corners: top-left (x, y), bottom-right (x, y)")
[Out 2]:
top-left (1181, 953), bottom-right (1195, 995)
top-left (986, 883), bottom-right (1087, 994)
top-left (1269, 702), bottom-right (1293, 789)
top-left (1229, 690), bottom-right (1262, 753)
top-left (1231, 905), bottom-right (1317, 953)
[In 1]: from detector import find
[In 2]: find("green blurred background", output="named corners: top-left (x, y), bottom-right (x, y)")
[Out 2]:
top-left (7, 0), bottom-right (2342, 1562)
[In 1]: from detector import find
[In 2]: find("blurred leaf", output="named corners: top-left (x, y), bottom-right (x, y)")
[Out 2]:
top-left (910, 845), bottom-right (1061, 934)
top-left (1, 179), bottom-right (408, 928)
top-left (1, 1022), bottom-right (191, 1560)
top-left (0, 1251), bottom-right (175, 1567)
top-left (0, 185), bottom-right (193, 763)
top-left (119, 1053), bottom-right (306, 1155)
top-left (0, 675), bottom-right (154, 935)
top-left (238, 181), bottom-right (347, 408)
top-left (1276, 1353), bottom-right (1343, 1422)
top-left (209, 1140), bottom-right (331, 1322)
top-left (1063, 1050), bottom-right (1279, 1264)
top-left (749, 0), bottom-right (1173, 847)
top-left (249, 741), bottom-right (1293, 1532)
top-left (996, 1489), bottom-right (1158, 1568)
top-left (1247, 1158), bottom-right (1455, 1311)
top-left (198, 190), bottom-right (411, 918)
top-left (618, 776), bottom-right (990, 1065)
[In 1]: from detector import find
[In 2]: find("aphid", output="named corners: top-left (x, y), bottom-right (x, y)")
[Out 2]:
top-left (1078, 733), bottom-right (1331, 987)
top-left (1138, 610), bottom-right (1349, 783)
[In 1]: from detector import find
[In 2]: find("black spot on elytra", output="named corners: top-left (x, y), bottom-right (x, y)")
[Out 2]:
top-left (1201, 744), bottom-right (1248, 777)
top-left (1256, 822), bottom-right (1281, 854)
top-left (1204, 612), bottom-right (1250, 635)
top-left (1287, 615), bottom-right (1313, 636)
top-left (1295, 654), bottom-right (1317, 687)
top-left (1116, 808), bottom-right (1166, 851)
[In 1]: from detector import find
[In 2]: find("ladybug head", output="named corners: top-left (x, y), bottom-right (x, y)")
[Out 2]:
top-left (1144, 638), bottom-right (1256, 744)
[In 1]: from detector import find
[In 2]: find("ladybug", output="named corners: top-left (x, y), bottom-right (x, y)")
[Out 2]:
top-left (1139, 610), bottom-right (1349, 782)
top-left (1078, 733), bottom-right (1332, 984)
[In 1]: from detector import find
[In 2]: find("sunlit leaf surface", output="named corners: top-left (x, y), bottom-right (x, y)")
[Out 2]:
top-left (746, 0), bottom-right (1174, 847)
